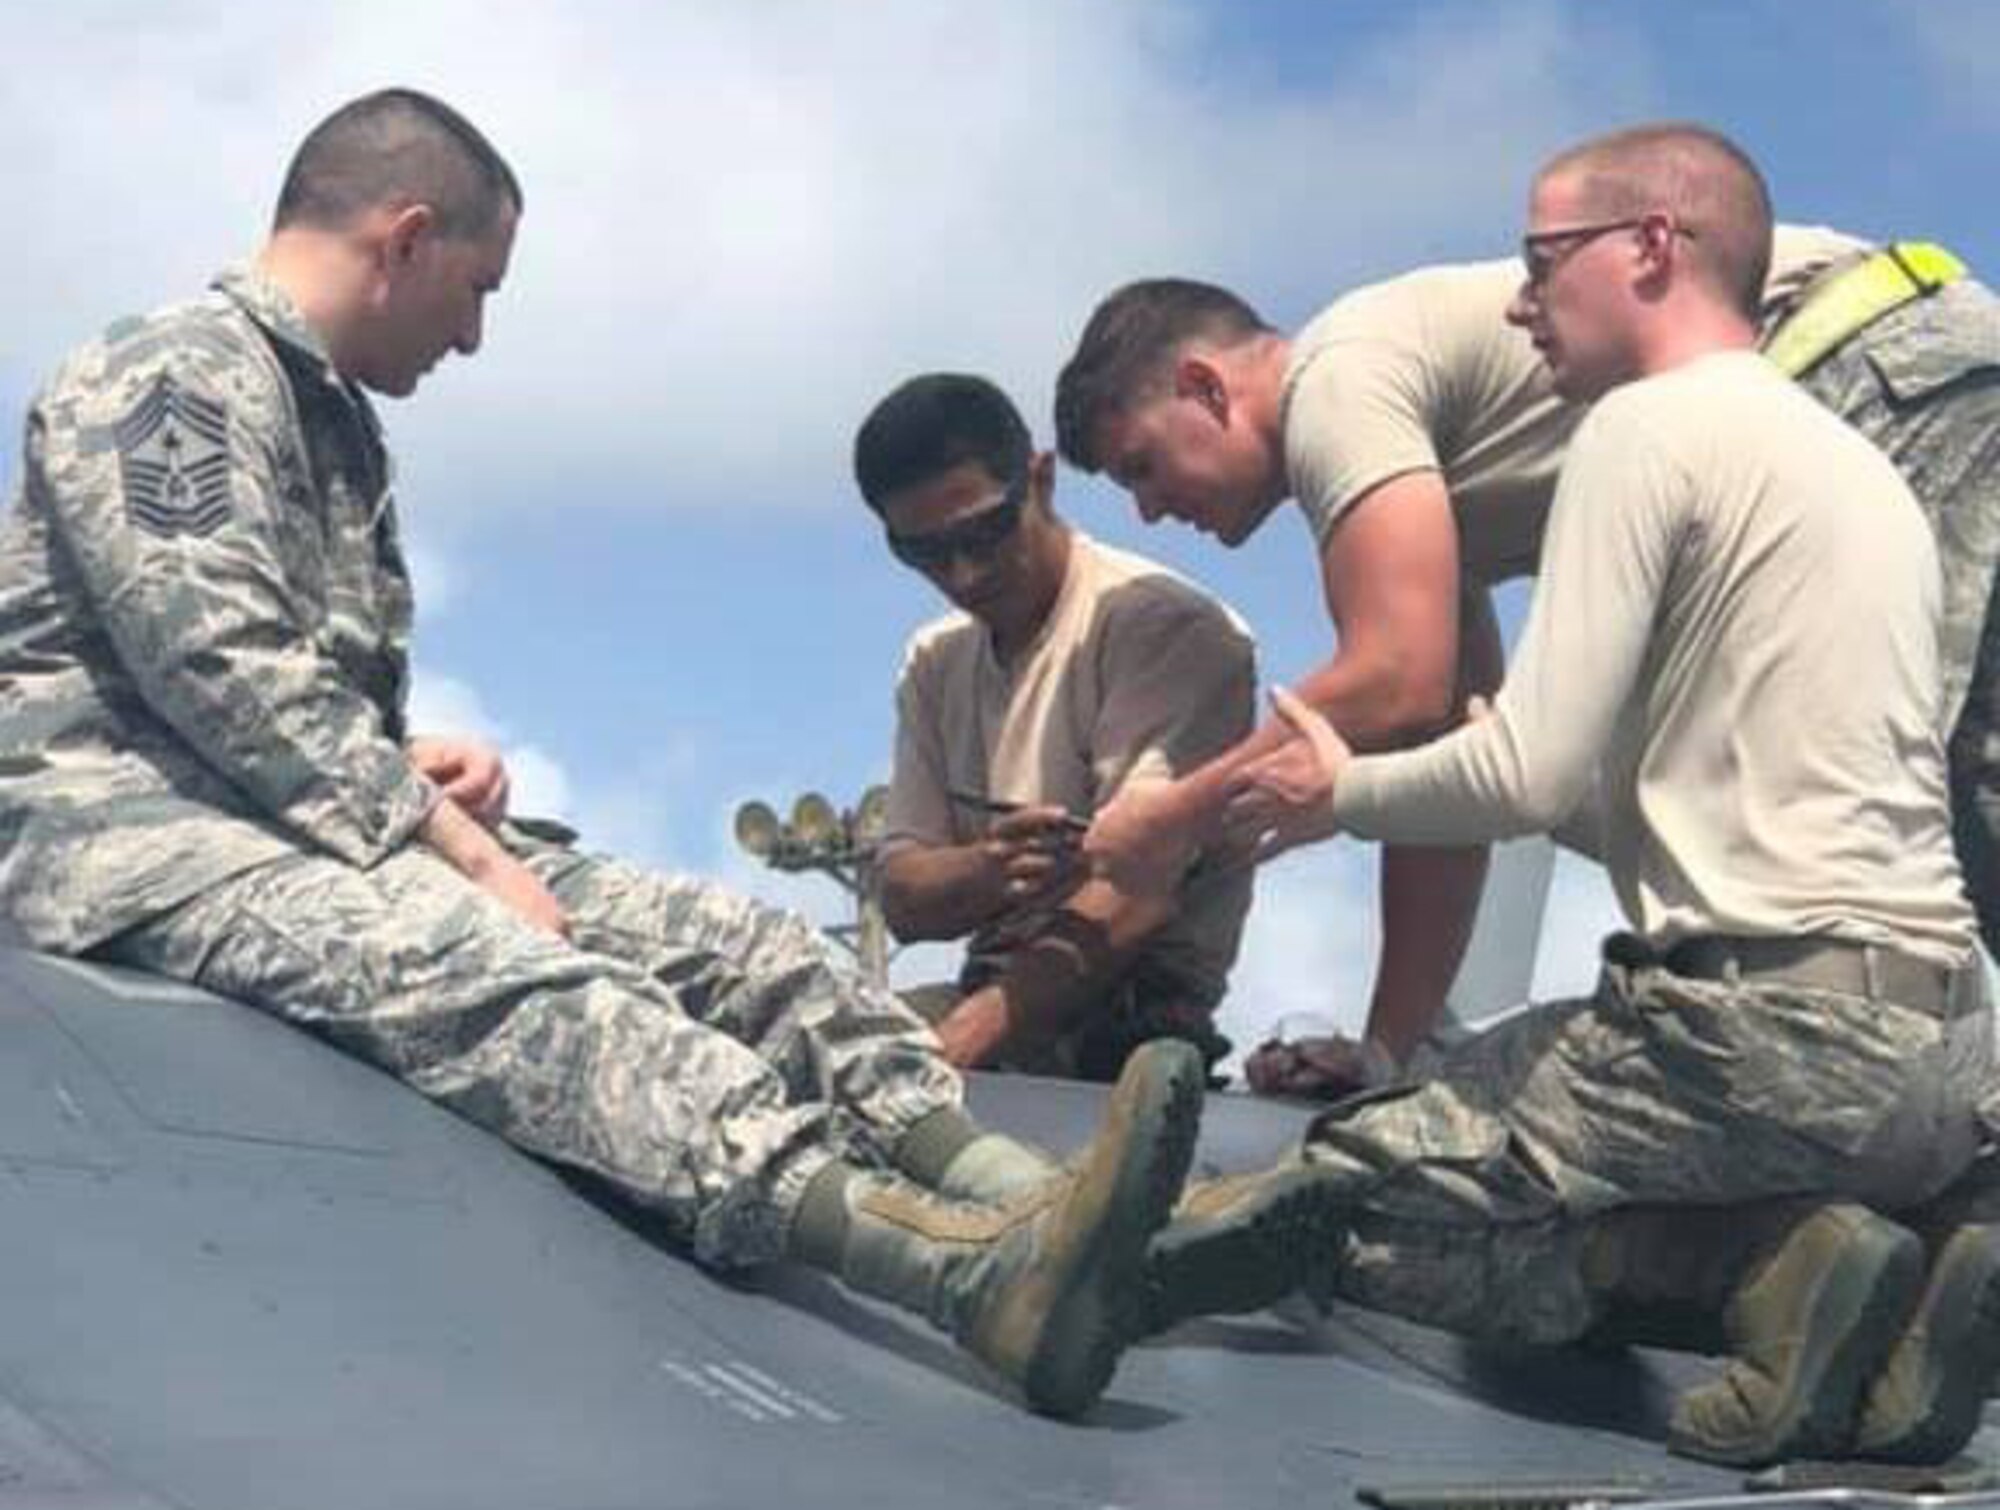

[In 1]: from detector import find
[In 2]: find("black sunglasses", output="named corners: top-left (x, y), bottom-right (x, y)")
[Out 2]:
top-left (885, 475), bottom-right (1029, 572)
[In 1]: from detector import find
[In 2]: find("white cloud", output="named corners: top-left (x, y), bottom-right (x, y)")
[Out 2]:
top-left (406, 668), bottom-right (575, 820)
top-left (400, 525), bottom-right (464, 625)
top-left (0, 0), bottom-right (1657, 1052)
top-left (1, 0), bottom-right (1639, 521)
top-left (1214, 842), bottom-right (1379, 1056)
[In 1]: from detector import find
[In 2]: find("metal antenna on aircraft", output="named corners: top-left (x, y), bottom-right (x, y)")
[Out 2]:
top-left (733, 800), bottom-right (781, 860)
top-left (790, 792), bottom-right (841, 848)
top-left (852, 784), bottom-right (889, 846)
top-left (732, 787), bottom-right (894, 988)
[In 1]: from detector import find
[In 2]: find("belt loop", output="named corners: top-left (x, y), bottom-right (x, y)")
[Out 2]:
top-left (1862, 944), bottom-right (1883, 1001)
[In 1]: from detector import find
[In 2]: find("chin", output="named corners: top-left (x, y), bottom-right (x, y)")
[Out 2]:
top-left (1548, 366), bottom-right (1605, 404)
top-left (1215, 502), bottom-right (1270, 549)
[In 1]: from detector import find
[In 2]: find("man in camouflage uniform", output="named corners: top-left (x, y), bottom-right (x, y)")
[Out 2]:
top-left (0, 87), bottom-right (1207, 1421)
top-left (1143, 125), bottom-right (2000, 1468)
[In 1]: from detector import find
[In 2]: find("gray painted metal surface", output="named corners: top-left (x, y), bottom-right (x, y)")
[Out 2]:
top-left (0, 945), bottom-right (1959, 1510)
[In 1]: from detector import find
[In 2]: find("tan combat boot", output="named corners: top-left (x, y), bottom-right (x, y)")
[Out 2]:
top-left (1851, 1222), bottom-right (2000, 1463)
top-left (792, 1038), bottom-right (1204, 1417)
top-left (1665, 1202), bottom-right (1924, 1466)
top-left (1139, 1162), bottom-right (1343, 1335)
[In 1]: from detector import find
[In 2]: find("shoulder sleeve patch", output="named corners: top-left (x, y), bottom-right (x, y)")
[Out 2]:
top-left (116, 374), bottom-right (233, 538)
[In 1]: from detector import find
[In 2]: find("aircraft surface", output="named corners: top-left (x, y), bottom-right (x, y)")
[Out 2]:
top-left (0, 840), bottom-right (1990, 1507)
top-left (0, 932), bottom-right (1985, 1510)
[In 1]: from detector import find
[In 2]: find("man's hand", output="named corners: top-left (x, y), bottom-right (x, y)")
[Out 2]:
top-left (1224, 688), bottom-right (1354, 863)
top-left (877, 807), bottom-right (1088, 943)
top-left (408, 735), bottom-right (511, 825)
top-left (466, 847), bottom-right (570, 937)
top-left (1243, 1030), bottom-right (1395, 1100)
top-left (419, 796), bottom-right (569, 938)
top-left (980, 805), bottom-right (1088, 916)
top-left (1082, 782), bottom-right (1199, 898)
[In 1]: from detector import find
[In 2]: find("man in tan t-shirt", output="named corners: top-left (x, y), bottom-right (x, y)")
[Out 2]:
top-left (1056, 207), bottom-right (2000, 1093)
top-left (1142, 123), bottom-right (2000, 1468)
top-left (855, 373), bottom-right (1255, 1080)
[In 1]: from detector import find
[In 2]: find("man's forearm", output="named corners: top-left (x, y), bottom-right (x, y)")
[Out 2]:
top-left (1364, 842), bottom-right (1489, 1062)
top-left (933, 880), bottom-right (1175, 1066)
top-left (878, 844), bottom-right (1004, 941)
top-left (1360, 587), bottom-right (1503, 1060)
top-left (1142, 649), bottom-right (1456, 848)
top-left (419, 794), bottom-right (515, 882)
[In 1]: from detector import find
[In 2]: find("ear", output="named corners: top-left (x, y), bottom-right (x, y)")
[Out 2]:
top-left (1634, 210), bottom-right (1680, 283)
top-left (1172, 354), bottom-right (1230, 425)
top-left (1028, 447), bottom-right (1057, 502)
top-left (380, 202), bottom-right (437, 268)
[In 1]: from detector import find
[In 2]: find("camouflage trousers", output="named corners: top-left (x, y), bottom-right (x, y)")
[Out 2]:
top-left (95, 829), bottom-right (959, 1269)
top-left (1799, 277), bottom-right (2000, 954)
top-left (1301, 954), bottom-right (1992, 1344)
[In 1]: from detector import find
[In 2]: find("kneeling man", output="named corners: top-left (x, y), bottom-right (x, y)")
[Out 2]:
top-left (1151, 124), bottom-right (2000, 1467)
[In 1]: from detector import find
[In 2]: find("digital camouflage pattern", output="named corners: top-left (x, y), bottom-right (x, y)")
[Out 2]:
top-left (0, 267), bottom-right (436, 952)
top-left (1793, 277), bottom-right (2000, 955)
top-left (1300, 954), bottom-right (1992, 1343)
top-left (101, 833), bottom-right (959, 1267)
top-left (3, 271), bottom-right (962, 1267)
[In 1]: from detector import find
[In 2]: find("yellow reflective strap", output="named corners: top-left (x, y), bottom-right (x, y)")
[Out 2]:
top-left (1764, 241), bottom-right (1967, 378)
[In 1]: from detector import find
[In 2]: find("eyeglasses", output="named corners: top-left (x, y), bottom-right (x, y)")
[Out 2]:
top-left (885, 475), bottom-right (1029, 571)
top-left (1519, 214), bottom-right (1693, 288)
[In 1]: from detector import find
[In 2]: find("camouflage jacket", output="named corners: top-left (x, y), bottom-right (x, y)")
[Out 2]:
top-left (0, 268), bottom-right (439, 952)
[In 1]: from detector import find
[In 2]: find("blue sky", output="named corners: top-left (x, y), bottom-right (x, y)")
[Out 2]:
top-left (5, 1), bottom-right (1997, 1056)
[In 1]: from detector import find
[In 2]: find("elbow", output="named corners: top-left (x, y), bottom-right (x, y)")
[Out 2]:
top-left (1360, 659), bottom-right (1458, 747)
top-left (876, 873), bottom-right (944, 944)
top-left (1392, 678), bottom-right (1457, 740)
top-left (1512, 775), bottom-right (1586, 837)
top-left (876, 882), bottom-right (921, 943)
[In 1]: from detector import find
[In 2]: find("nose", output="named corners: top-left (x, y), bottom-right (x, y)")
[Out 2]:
top-left (457, 301), bottom-right (485, 357)
top-left (1134, 488), bottom-right (1168, 524)
top-left (1505, 279), bottom-right (1538, 329)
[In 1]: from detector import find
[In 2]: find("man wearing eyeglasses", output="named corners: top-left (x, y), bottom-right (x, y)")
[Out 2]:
top-left (1055, 167), bottom-right (2000, 1099)
top-left (1141, 123), bottom-right (2000, 1468)
top-left (855, 374), bottom-right (1256, 1080)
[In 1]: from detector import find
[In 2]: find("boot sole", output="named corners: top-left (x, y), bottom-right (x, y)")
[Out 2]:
top-left (1141, 1165), bottom-right (1337, 1336)
top-left (1858, 1225), bottom-right (2000, 1464)
top-left (1013, 1042), bottom-right (1206, 1419)
top-left (1670, 1215), bottom-right (1924, 1467)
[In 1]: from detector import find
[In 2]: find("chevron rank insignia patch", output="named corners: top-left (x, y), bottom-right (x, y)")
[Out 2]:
top-left (116, 375), bottom-right (233, 538)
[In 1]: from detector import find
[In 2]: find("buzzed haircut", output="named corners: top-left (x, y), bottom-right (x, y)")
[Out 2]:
top-left (1053, 279), bottom-right (1272, 473)
top-left (853, 374), bottom-right (1034, 514)
top-left (274, 88), bottom-right (522, 239)
top-left (1539, 122), bottom-right (1773, 321)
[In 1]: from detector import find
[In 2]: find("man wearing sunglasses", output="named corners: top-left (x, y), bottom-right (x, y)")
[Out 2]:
top-left (1055, 152), bottom-right (2000, 1101)
top-left (1149, 123), bottom-right (2000, 1468)
top-left (856, 373), bottom-right (1255, 1080)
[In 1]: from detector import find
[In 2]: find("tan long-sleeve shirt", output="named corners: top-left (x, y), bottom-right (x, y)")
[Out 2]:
top-left (1333, 350), bottom-right (1975, 964)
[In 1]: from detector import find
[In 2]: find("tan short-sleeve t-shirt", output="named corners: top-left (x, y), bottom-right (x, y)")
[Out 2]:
top-left (1283, 225), bottom-right (1870, 584)
top-left (883, 533), bottom-right (1257, 1001)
